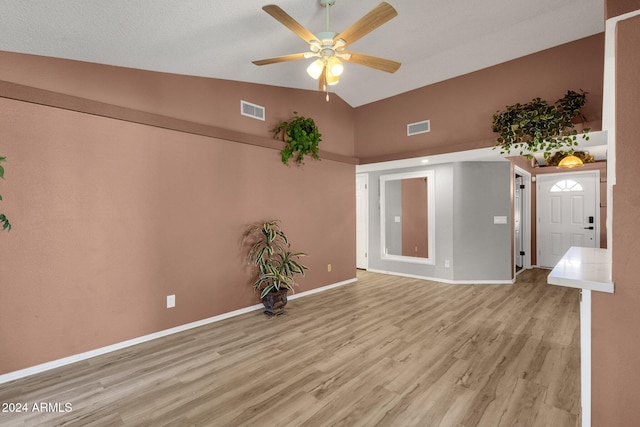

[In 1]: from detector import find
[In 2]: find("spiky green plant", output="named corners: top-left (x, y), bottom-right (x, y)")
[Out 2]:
top-left (244, 220), bottom-right (308, 298)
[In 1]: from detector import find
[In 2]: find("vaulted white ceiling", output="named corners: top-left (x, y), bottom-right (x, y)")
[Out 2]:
top-left (0, 0), bottom-right (604, 107)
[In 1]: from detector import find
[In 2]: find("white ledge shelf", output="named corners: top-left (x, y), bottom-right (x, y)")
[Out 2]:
top-left (547, 247), bottom-right (614, 293)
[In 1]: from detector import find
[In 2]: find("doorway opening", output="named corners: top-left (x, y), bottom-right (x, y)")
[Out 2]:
top-left (513, 167), bottom-right (532, 276)
top-left (356, 173), bottom-right (369, 270)
top-left (515, 174), bottom-right (524, 273)
top-left (512, 166), bottom-right (532, 278)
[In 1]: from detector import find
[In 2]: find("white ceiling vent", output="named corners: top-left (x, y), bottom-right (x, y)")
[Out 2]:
top-left (407, 120), bottom-right (430, 136)
top-left (240, 100), bottom-right (265, 121)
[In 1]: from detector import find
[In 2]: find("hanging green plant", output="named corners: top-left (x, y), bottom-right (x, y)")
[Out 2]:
top-left (492, 90), bottom-right (590, 159)
top-left (545, 150), bottom-right (595, 167)
top-left (271, 112), bottom-right (321, 165)
top-left (0, 156), bottom-right (11, 231)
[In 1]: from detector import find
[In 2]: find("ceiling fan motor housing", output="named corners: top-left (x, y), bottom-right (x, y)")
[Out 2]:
top-left (311, 31), bottom-right (342, 56)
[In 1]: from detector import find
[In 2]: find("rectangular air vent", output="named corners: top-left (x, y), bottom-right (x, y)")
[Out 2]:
top-left (407, 119), bottom-right (430, 136)
top-left (240, 100), bottom-right (265, 121)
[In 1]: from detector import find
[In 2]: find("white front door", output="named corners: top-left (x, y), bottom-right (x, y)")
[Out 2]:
top-left (356, 174), bottom-right (369, 269)
top-left (537, 172), bottom-right (599, 268)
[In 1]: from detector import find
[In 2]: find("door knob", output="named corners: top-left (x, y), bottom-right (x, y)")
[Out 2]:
top-left (584, 226), bottom-right (594, 230)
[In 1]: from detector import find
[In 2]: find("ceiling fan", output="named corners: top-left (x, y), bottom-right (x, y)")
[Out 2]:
top-left (252, 0), bottom-right (401, 95)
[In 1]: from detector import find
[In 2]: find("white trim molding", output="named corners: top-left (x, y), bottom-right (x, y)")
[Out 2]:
top-left (367, 268), bottom-right (515, 285)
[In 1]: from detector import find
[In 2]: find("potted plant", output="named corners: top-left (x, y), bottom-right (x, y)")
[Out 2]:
top-left (0, 156), bottom-right (11, 231)
top-left (244, 220), bottom-right (308, 316)
top-left (492, 90), bottom-right (590, 160)
top-left (271, 112), bottom-right (321, 166)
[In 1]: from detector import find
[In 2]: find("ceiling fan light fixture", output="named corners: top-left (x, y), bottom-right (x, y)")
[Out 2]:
top-left (327, 57), bottom-right (344, 77)
top-left (254, 1), bottom-right (401, 94)
top-left (326, 71), bottom-right (340, 85)
top-left (307, 59), bottom-right (324, 79)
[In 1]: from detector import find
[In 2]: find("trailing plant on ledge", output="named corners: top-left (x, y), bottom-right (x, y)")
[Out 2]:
top-left (271, 112), bottom-right (321, 165)
top-left (492, 90), bottom-right (590, 159)
top-left (0, 156), bottom-right (11, 231)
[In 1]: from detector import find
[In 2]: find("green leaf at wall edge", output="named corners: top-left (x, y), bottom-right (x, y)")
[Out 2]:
top-left (0, 214), bottom-right (11, 231)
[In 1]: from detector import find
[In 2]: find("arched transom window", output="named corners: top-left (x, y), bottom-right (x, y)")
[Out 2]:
top-left (550, 179), bottom-right (583, 192)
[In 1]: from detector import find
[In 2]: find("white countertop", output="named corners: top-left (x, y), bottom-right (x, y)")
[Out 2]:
top-left (547, 247), bottom-right (614, 293)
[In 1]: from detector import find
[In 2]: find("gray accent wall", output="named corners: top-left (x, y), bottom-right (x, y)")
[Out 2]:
top-left (365, 161), bottom-right (512, 283)
top-left (452, 162), bottom-right (512, 281)
top-left (368, 163), bottom-right (454, 281)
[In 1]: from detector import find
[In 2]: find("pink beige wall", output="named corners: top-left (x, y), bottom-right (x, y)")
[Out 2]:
top-left (354, 34), bottom-right (604, 163)
top-left (0, 53), bottom-right (356, 374)
top-left (606, 0), bottom-right (640, 18)
top-left (401, 178), bottom-right (428, 258)
top-left (0, 19), bottom-right (616, 396)
top-left (0, 52), bottom-right (355, 158)
top-left (592, 7), bottom-right (640, 425)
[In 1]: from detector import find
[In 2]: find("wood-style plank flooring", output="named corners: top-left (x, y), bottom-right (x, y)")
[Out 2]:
top-left (0, 269), bottom-right (580, 426)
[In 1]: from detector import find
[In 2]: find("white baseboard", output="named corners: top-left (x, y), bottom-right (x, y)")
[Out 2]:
top-left (367, 269), bottom-right (515, 285)
top-left (289, 277), bottom-right (357, 300)
top-left (0, 277), bottom-right (357, 385)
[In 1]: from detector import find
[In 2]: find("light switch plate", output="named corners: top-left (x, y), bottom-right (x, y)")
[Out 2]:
top-left (493, 216), bottom-right (508, 224)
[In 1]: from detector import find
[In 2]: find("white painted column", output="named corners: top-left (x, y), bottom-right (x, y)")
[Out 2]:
top-left (581, 289), bottom-right (592, 427)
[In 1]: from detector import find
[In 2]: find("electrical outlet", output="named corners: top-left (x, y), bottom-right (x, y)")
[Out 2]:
top-left (327, 264), bottom-right (332, 272)
top-left (167, 295), bottom-right (175, 308)
top-left (444, 260), bottom-right (450, 268)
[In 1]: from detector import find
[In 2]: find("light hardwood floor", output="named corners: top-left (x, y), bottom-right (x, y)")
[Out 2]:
top-left (0, 269), bottom-right (580, 426)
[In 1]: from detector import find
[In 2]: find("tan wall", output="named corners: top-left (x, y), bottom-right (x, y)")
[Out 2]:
top-left (354, 34), bottom-right (604, 163)
top-left (0, 51), bottom-right (355, 158)
top-left (606, 0), bottom-right (640, 18)
top-left (0, 19), bottom-right (614, 390)
top-left (401, 178), bottom-right (428, 258)
top-left (592, 10), bottom-right (640, 425)
top-left (0, 54), bottom-right (356, 374)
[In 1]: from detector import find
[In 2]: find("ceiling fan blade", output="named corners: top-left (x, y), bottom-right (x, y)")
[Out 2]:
top-left (252, 53), bottom-right (308, 66)
top-left (334, 2), bottom-right (397, 46)
top-left (344, 51), bottom-right (401, 73)
top-left (318, 65), bottom-right (327, 91)
top-left (262, 5), bottom-right (318, 44)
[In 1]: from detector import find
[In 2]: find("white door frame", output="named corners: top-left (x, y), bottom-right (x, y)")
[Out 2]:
top-left (514, 166), bottom-right (532, 275)
top-left (356, 173), bottom-right (369, 270)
